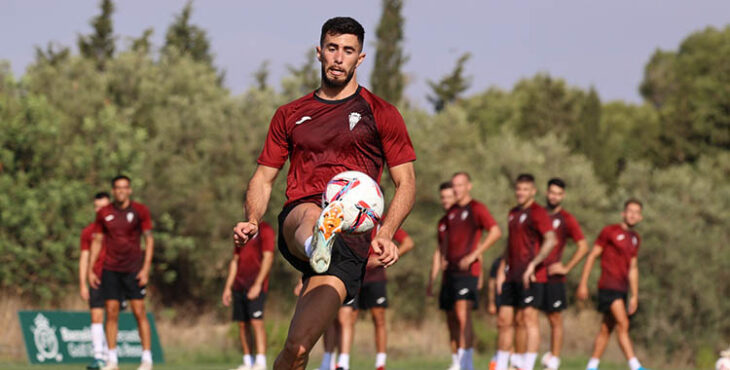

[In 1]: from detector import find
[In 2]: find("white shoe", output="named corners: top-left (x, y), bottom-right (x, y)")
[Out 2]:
top-left (251, 364), bottom-right (266, 370)
top-left (446, 364), bottom-right (461, 370)
top-left (228, 365), bottom-right (251, 370)
top-left (309, 201), bottom-right (345, 273)
top-left (137, 362), bottom-right (153, 370)
top-left (101, 363), bottom-right (118, 370)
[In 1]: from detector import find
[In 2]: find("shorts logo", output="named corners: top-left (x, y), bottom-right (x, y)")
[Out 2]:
top-left (458, 288), bottom-right (469, 296)
top-left (617, 234), bottom-right (626, 241)
top-left (376, 297), bottom-right (386, 304)
top-left (524, 296), bottom-right (534, 303)
top-left (519, 213), bottom-right (527, 224)
top-left (346, 298), bottom-right (355, 305)
top-left (252, 310), bottom-right (262, 318)
top-left (348, 112), bottom-right (362, 130)
top-left (140, 288), bottom-right (146, 296)
top-left (126, 212), bottom-right (134, 223)
top-left (295, 116), bottom-right (312, 125)
top-left (105, 214), bottom-right (115, 222)
top-left (553, 219), bottom-right (561, 229)
top-left (553, 300), bottom-right (562, 308)
top-left (461, 210), bottom-right (469, 220)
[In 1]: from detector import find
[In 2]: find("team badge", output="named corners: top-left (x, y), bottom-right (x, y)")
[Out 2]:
top-left (632, 236), bottom-right (638, 246)
top-left (127, 212), bottom-right (135, 223)
top-left (617, 234), bottom-right (626, 241)
top-left (519, 213), bottom-right (527, 224)
top-left (348, 112), bottom-right (362, 130)
top-left (104, 214), bottom-right (115, 222)
top-left (448, 213), bottom-right (455, 220)
top-left (439, 224), bottom-right (447, 232)
top-left (461, 210), bottom-right (469, 220)
top-left (553, 219), bottom-right (561, 229)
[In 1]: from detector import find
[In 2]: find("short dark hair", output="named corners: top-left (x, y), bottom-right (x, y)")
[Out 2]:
top-left (624, 198), bottom-right (643, 210)
top-left (111, 175), bottom-right (131, 187)
top-left (516, 173), bottom-right (535, 184)
top-left (547, 178), bottom-right (566, 189)
top-left (452, 171), bottom-right (471, 181)
top-left (439, 181), bottom-right (453, 191)
top-left (94, 192), bottom-right (110, 200)
top-left (320, 17), bottom-right (365, 49)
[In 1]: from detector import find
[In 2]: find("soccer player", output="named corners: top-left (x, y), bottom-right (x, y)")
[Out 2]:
top-left (577, 199), bottom-right (646, 370)
top-left (89, 175), bottom-right (155, 370)
top-left (79, 192), bottom-right (111, 369)
top-left (494, 174), bottom-right (556, 370)
top-left (540, 178), bottom-right (588, 370)
top-left (232, 17), bottom-right (416, 369)
top-left (439, 172), bottom-right (502, 370)
top-left (223, 221), bottom-right (275, 370)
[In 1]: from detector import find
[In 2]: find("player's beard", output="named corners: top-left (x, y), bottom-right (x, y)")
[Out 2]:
top-left (546, 199), bottom-right (560, 211)
top-left (321, 65), bottom-right (355, 89)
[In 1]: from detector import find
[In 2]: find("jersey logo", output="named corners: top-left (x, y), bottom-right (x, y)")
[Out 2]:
top-left (458, 288), bottom-right (469, 296)
top-left (104, 214), bottom-right (115, 222)
top-left (519, 213), bottom-right (527, 224)
top-left (461, 210), bottom-right (469, 220)
top-left (127, 212), bottom-right (135, 223)
top-left (295, 116), bottom-right (312, 125)
top-left (632, 236), bottom-right (638, 246)
top-left (448, 213), bottom-right (455, 220)
top-left (376, 297), bottom-right (386, 304)
top-left (617, 234), bottom-right (626, 241)
top-left (348, 112), bottom-right (362, 130)
top-left (439, 224), bottom-right (447, 232)
top-left (553, 219), bottom-right (561, 229)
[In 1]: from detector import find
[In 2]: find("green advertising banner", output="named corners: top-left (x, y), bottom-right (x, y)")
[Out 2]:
top-left (17, 310), bottom-right (164, 364)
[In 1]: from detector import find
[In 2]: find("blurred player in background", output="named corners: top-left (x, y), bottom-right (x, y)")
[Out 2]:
top-left (577, 199), bottom-right (646, 370)
top-left (79, 192), bottom-right (111, 369)
top-left (223, 221), bottom-right (275, 370)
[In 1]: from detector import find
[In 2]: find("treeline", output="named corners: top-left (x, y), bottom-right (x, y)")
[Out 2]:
top-left (1, 0), bottom-right (728, 363)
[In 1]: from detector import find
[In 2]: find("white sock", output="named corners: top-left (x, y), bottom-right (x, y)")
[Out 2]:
top-left (330, 353), bottom-right (336, 370)
top-left (510, 353), bottom-right (523, 368)
top-left (255, 354), bottom-right (266, 367)
top-left (524, 352), bottom-right (538, 370)
top-left (304, 236), bottom-right (314, 257)
top-left (91, 323), bottom-right (105, 359)
top-left (587, 357), bottom-right (600, 369)
top-left (547, 355), bottom-right (561, 370)
top-left (628, 357), bottom-right (642, 370)
top-left (451, 352), bottom-right (459, 366)
top-left (320, 352), bottom-right (332, 370)
top-left (375, 352), bottom-right (387, 367)
top-left (108, 348), bottom-right (118, 364)
top-left (496, 350), bottom-right (510, 370)
top-left (141, 350), bottom-right (152, 364)
top-left (464, 348), bottom-right (474, 370)
top-left (337, 353), bottom-right (350, 369)
top-left (243, 354), bottom-right (253, 367)
top-left (542, 352), bottom-right (553, 366)
top-left (457, 348), bottom-right (466, 368)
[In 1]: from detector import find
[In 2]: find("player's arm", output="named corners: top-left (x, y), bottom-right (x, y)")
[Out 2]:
top-left (234, 165), bottom-right (280, 246)
top-left (222, 255), bottom-right (239, 306)
top-left (523, 230), bottom-right (557, 287)
top-left (576, 244), bottom-right (603, 300)
top-left (487, 276), bottom-right (497, 315)
top-left (88, 233), bottom-right (103, 289)
top-left (396, 234), bottom-right (415, 256)
top-left (628, 256), bottom-right (639, 315)
top-left (79, 249), bottom-right (90, 301)
top-left (371, 162), bottom-right (416, 267)
top-left (136, 230), bottom-right (154, 286)
top-left (459, 224), bottom-right (501, 270)
top-left (426, 248), bottom-right (441, 297)
top-left (495, 255), bottom-right (506, 295)
top-left (549, 239), bottom-right (589, 276)
top-left (247, 251), bottom-right (274, 300)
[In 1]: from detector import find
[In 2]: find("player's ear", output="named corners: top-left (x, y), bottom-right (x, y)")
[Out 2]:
top-left (316, 46), bottom-right (322, 62)
top-left (356, 51), bottom-right (366, 68)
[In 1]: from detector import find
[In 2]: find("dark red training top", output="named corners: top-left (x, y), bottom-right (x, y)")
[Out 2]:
top-left (544, 209), bottom-right (585, 283)
top-left (80, 222), bottom-right (106, 278)
top-left (233, 222), bottom-right (275, 292)
top-left (506, 202), bottom-right (553, 283)
top-left (595, 224), bottom-right (640, 293)
top-left (444, 200), bottom-right (498, 277)
top-left (94, 202), bottom-right (153, 273)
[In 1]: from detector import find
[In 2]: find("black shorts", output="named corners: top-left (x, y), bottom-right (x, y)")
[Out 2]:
top-left (499, 281), bottom-right (545, 308)
top-left (89, 286), bottom-right (105, 309)
top-left (358, 281), bottom-right (388, 310)
top-left (343, 294), bottom-right (359, 309)
top-left (101, 269), bottom-right (146, 301)
top-left (598, 289), bottom-right (627, 314)
top-left (541, 281), bottom-right (567, 312)
top-left (439, 274), bottom-right (479, 311)
top-left (278, 197), bottom-right (368, 303)
top-left (233, 290), bottom-right (267, 322)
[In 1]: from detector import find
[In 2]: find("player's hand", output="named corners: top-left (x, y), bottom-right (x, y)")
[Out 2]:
top-left (628, 296), bottom-right (638, 315)
top-left (136, 268), bottom-right (149, 287)
top-left (458, 254), bottom-right (477, 271)
top-left (233, 221), bottom-right (259, 247)
top-left (222, 288), bottom-right (232, 306)
top-left (80, 285), bottom-right (90, 302)
top-left (548, 262), bottom-right (568, 276)
top-left (576, 283), bottom-right (589, 301)
top-left (88, 271), bottom-right (100, 290)
top-left (522, 262), bottom-right (537, 289)
top-left (370, 236), bottom-right (399, 268)
top-left (496, 268), bottom-right (506, 295)
top-left (293, 279), bottom-right (303, 296)
top-left (440, 256), bottom-right (449, 271)
top-left (488, 303), bottom-right (497, 315)
top-left (247, 284), bottom-right (262, 300)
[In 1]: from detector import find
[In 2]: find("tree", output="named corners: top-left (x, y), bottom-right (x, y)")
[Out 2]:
top-left (427, 53), bottom-right (471, 112)
top-left (281, 49), bottom-right (320, 99)
top-left (35, 42), bottom-right (70, 66)
top-left (131, 28), bottom-right (154, 54)
top-left (164, 1), bottom-right (213, 66)
top-left (253, 60), bottom-right (270, 91)
top-left (77, 0), bottom-right (115, 70)
top-left (370, 0), bottom-right (408, 104)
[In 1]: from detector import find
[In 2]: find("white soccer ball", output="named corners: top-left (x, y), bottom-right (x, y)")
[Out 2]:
top-left (323, 171), bottom-right (384, 234)
top-left (717, 357), bottom-right (730, 370)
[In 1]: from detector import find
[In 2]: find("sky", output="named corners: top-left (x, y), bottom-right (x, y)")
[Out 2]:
top-left (2, 0), bottom-right (730, 108)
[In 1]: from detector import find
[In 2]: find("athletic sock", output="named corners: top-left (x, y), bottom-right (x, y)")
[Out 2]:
top-left (243, 354), bottom-right (253, 367)
top-left (108, 348), bottom-right (118, 364)
top-left (510, 353), bottom-right (524, 368)
top-left (457, 348), bottom-right (466, 369)
top-left (375, 352), bottom-right (387, 367)
top-left (451, 353), bottom-right (459, 367)
top-left (465, 348), bottom-right (475, 370)
top-left (628, 357), bottom-right (642, 370)
top-left (587, 358), bottom-right (600, 369)
top-left (524, 352), bottom-right (538, 370)
top-left (547, 355), bottom-right (561, 370)
top-left (337, 353), bottom-right (350, 370)
top-left (320, 352), bottom-right (332, 370)
top-left (91, 323), bottom-right (105, 360)
top-left (304, 236), bottom-right (314, 257)
top-left (141, 350), bottom-right (152, 364)
top-left (495, 351), bottom-right (510, 370)
top-left (255, 354), bottom-right (266, 367)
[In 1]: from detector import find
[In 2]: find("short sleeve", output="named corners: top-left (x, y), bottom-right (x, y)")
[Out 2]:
top-left (474, 202), bottom-right (498, 230)
top-left (595, 226), bottom-right (612, 248)
top-left (393, 228), bottom-right (409, 244)
top-left (257, 108), bottom-right (290, 169)
top-left (80, 228), bottom-right (91, 251)
top-left (93, 211), bottom-right (105, 235)
top-left (374, 105), bottom-right (416, 168)
top-left (137, 204), bottom-right (153, 232)
top-left (532, 206), bottom-right (553, 235)
top-left (259, 222), bottom-right (275, 253)
top-left (565, 214), bottom-right (585, 242)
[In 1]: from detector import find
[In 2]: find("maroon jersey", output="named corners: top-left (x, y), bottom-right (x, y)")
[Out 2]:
top-left (444, 200), bottom-right (498, 277)
top-left (545, 209), bottom-right (585, 283)
top-left (80, 222), bottom-right (106, 278)
top-left (233, 222), bottom-right (275, 292)
top-left (437, 214), bottom-right (448, 255)
top-left (257, 86), bottom-right (416, 207)
top-left (94, 202), bottom-right (153, 273)
top-left (506, 202), bottom-right (553, 283)
top-left (363, 228), bottom-right (409, 283)
top-left (595, 224), bottom-right (640, 292)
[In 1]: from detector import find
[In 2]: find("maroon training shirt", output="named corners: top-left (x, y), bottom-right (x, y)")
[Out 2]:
top-left (80, 222), bottom-right (106, 278)
top-left (257, 86), bottom-right (416, 208)
top-left (595, 224), bottom-right (640, 292)
top-left (94, 202), bottom-right (153, 273)
top-left (506, 202), bottom-right (553, 283)
top-left (545, 209), bottom-right (585, 283)
top-left (444, 200), bottom-right (498, 277)
top-left (233, 222), bottom-right (275, 292)
top-left (363, 228), bottom-right (409, 283)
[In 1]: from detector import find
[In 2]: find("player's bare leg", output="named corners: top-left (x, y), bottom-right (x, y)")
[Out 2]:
top-left (238, 321), bottom-right (254, 366)
top-left (130, 300), bottom-right (152, 351)
top-left (274, 276), bottom-right (346, 370)
top-left (336, 306), bottom-right (357, 369)
top-left (446, 310), bottom-right (459, 354)
top-left (610, 300), bottom-right (637, 360)
top-left (522, 306), bottom-right (540, 368)
top-left (513, 309), bottom-right (527, 366)
top-left (250, 319), bottom-right (267, 369)
top-left (454, 300), bottom-right (473, 350)
top-left (320, 323), bottom-right (338, 370)
top-left (282, 203), bottom-right (322, 261)
top-left (104, 300), bottom-right (120, 354)
top-left (370, 307), bottom-right (387, 354)
top-left (547, 311), bottom-right (563, 358)
top-left (591, 314), bottom-right (615, 359)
